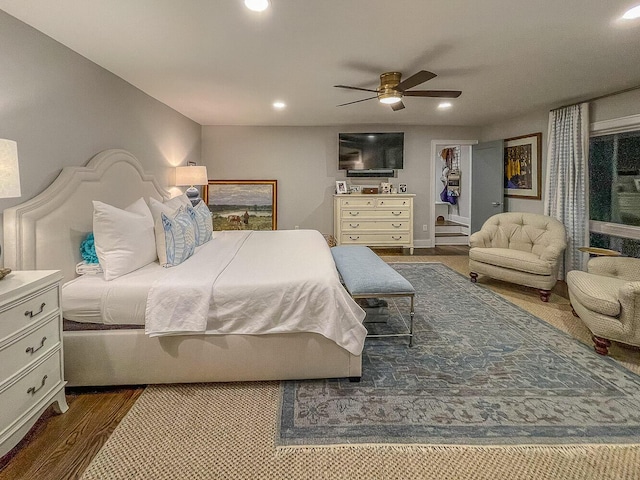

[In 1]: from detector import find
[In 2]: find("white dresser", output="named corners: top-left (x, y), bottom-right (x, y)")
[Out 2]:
top-left (0, 270), bottom-right (68, 458)
top-left (333, 194), bottom-right (415, 254)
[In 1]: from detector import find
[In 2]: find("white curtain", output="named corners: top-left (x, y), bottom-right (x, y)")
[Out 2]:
top-left (544, 103), bottom-right (589, 278)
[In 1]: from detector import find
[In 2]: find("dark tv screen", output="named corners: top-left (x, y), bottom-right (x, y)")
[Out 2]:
top-left (338, 132), bottom-right (404, 170)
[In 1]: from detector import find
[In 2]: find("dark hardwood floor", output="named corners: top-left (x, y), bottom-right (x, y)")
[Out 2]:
top-left (0, 244), bottom-right (486, 480)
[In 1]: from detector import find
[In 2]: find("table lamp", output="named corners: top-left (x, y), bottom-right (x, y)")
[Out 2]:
top-left (0, 139), bottom-right (22, 279)
top-left (175, 165), bottom-right (208, 206)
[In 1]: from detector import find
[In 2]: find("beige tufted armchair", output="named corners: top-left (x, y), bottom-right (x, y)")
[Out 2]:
top-left (469, 212), bottom-right (567, 302)
top-left (567, 256), bottom-right (640, 355)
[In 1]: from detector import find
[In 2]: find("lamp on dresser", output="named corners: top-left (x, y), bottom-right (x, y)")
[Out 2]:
top-left (175, 165), bottom-right (208, 206)
top-left (0, 139), bottom-right (22, 279)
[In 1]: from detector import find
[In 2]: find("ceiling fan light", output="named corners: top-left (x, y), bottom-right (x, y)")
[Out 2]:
top-left (379, 96), bottom-right (402, 105)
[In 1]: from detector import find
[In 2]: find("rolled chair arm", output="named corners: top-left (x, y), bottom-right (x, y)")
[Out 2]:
top-left (539, 244), bottom-right (566, 264)
top-left (588, 257), bottom-right (640, 281)
top-left (618, 281), bottom-right (640, 334)
top-left (469, 230), bottom-right (492, 248)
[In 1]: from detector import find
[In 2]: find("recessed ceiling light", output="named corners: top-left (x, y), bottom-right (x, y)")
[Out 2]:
top-left (622, 5), bottom-right (640, 19)
top-left (273, 101), bottom-right (286, 109)
top-left (438, 102), bottom-right (452, 109)
top-left (245, 0), bottom-right (270, 12)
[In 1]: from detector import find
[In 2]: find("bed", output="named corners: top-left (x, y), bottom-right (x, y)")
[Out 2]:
top-left (2, 149), bottom-right (365, 386)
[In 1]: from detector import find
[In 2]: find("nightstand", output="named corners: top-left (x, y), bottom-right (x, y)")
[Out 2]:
top-left (0, 270), bottom-right (68, 458)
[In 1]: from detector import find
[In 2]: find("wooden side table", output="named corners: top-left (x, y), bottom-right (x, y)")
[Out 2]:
top-left (578, 247), bottom-right (621, 257)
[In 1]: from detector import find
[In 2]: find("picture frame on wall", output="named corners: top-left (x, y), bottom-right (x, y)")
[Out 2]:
top-left (204, 180), bottom-right (277, 231)
top-left (504, 132), bottom-right (542, 200)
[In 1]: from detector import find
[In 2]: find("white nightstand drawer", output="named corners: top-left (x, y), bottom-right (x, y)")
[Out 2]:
top-left (0, 349), bottom-right (63, 434)
top-left (0, 314), bottom-right (61, 382)
top-left (0, 285), bottom-right (60, 343)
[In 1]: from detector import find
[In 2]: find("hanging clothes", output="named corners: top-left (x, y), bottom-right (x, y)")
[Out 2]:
top-left (439, 146), bottom-right (461, 205)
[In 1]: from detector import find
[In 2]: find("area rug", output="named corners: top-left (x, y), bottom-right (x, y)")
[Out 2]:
top-left (278, 263), bottom-right (640, 447)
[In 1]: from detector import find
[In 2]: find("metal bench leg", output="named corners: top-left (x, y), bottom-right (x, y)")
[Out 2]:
top-left (409, 295), bottom-right (414, 347)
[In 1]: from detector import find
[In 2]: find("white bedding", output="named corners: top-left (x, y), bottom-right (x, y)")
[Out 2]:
top-left (62, 229), bottom-right (367, 355)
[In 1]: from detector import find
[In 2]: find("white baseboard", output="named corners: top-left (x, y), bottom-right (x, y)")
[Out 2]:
top-left (449, 214), bottom-right (470, 226)
top-left (414, 238), bottom-right (433, 248)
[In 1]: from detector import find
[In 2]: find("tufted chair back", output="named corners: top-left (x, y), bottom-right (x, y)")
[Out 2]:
top-left (480, 212), bottom-right (567, 257)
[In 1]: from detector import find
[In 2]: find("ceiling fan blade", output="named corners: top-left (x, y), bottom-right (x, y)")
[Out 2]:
top-left (404, 90), bottom-right (462, 98)
top-left (336, 96), bottom-right (378, 107)
top-left (334, 85), bottom-right (378, 93)
top-left (394, 70), bottom-right (437, 92)
top-left (391, 101), bottom-right (405, 111)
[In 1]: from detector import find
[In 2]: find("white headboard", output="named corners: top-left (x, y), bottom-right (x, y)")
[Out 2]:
top-left (3, 149), bottom-right (170, 283)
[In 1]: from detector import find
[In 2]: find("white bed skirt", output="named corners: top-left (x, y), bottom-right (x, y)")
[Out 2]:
top-left (64, 329), bottom-right (361, 386)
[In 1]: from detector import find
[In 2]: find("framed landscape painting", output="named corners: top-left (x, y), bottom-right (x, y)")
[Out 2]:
top-left (204, 180), bottom-right (277, 231)
top-left (504, 132), bottom-right (542, 200)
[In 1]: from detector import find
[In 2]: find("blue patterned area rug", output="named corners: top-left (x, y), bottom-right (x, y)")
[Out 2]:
top-left (278, 263), bottom-right (640, 447)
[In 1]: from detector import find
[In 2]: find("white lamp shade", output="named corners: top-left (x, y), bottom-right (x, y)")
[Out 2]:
top-left (0, 139), bottom-right (21, 198)
top-left (175, 165), bottom-right (208, 186)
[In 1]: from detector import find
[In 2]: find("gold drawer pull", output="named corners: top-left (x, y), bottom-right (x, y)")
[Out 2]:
top-left (392, 223), bottom-right (402, 228)
top-left (392, 236), bottom-right (402, 240)
top-left (379, 201), bottom-right (385, 205)
top-left (27, 375), bottom-right (48, 396)
top-left (349, 236), bottom-right (360, 240)
top-left (26, 337), bottom-right (47, 355)
top-left (392, 211), bottom-right (401, 216)
top-left (25, 302), bottom-right (46, 318)
top-left (349, 212), bottom-right (359, 216)
top-left (349, 223), bottom-right (360, 228)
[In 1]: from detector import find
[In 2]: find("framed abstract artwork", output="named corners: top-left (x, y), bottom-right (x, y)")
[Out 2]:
top-left (203, 180), bottom-right (277, 231)
top-left (504, 132), bottom-right (542, 199)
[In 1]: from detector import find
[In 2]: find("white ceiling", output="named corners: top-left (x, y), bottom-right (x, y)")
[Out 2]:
top-left (1, 0), bottom-right (640, 127)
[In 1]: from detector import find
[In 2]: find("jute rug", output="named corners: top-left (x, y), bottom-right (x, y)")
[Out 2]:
top-left (278, 263), bottom-right (640, 447)
top-left (81, 257), bottom-right (640, 480)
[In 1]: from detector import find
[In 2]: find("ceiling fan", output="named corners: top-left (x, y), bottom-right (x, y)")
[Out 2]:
top-left (334, 70), bottom-right (461, 111)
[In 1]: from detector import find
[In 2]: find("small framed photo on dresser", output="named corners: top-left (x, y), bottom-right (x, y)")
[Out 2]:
top-left (336, 180), bottom-right (348, 194)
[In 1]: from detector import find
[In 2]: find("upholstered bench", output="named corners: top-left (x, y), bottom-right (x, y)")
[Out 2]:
top-left (331, 245), bottom-right (415, 346)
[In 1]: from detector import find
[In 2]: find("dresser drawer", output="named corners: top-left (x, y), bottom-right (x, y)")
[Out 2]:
top-left (338, 197), bottom-right (376, 208)
top-left (341, 220), bottom-right (411, 232)
top-left (341, 233), bottom-right (412, 245)
top-left (376, 197), bottom-right (412, 208)
top-left (341, 209), bottom-right (410, 219)
top-left (0, 314), bottom-right (61, 382)
top-left (0, 349), bottom-right (63, 434)
top-left (0, 285), bottom-right (60, 343)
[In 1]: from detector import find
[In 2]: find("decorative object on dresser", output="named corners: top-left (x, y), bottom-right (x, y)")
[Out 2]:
top-left (335, 180), bottom-right (347, 194)
top-left (361, 187), bottom-right (378, 194)
top-left (334, 193), bottom-right (415, 254)
top-left (0, 270), bottom-right (67, 458)
top-left (175, 165), bottom-right (208, 206)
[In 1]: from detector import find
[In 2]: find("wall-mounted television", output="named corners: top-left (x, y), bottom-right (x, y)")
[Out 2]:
top-left (338, 132), bottom-right (404, 177)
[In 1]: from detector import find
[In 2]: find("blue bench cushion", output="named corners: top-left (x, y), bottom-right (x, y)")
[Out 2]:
top-left (331, 246), bottom-right (415, 296)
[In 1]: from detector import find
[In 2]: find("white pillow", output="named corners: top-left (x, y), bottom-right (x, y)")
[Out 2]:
top-left (190, 200), bottom-right (213, 246)
top-left (155, 206), bottom-right (197, 267)
top-left (149, 194), bottom-right (191, 225)
top-left (93, 198), bottom-right (157, 281)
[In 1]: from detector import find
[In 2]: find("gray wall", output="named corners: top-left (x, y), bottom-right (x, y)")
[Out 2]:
top-left (0, 11), bottom-right (201, 262)
top-left (480, 88), bottom-right (640, 214)
top-left (201, 125), bottom-right (480, 245)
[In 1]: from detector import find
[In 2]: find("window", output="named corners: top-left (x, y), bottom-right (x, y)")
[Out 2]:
top-left (589, 115), bottom-right (640, 257)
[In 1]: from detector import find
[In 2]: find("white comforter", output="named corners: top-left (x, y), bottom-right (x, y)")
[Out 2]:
top-left (144, 229), bottom-right (367, 355)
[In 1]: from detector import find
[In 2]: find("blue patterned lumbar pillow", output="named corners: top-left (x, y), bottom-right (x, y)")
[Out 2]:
top-left (80, 232), bottom-right (99, 264)
top-left (189, 200), bottom-right (213, 246)
top-left (155, 207), bottom-right (196, 267)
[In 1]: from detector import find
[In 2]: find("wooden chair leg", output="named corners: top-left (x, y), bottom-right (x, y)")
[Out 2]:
top-left (538, 289), bottom-right (551, 302)
top-left (470, 272), bottom-right (478, 283)
top-left (592, 335), bottom-right (611, 356)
